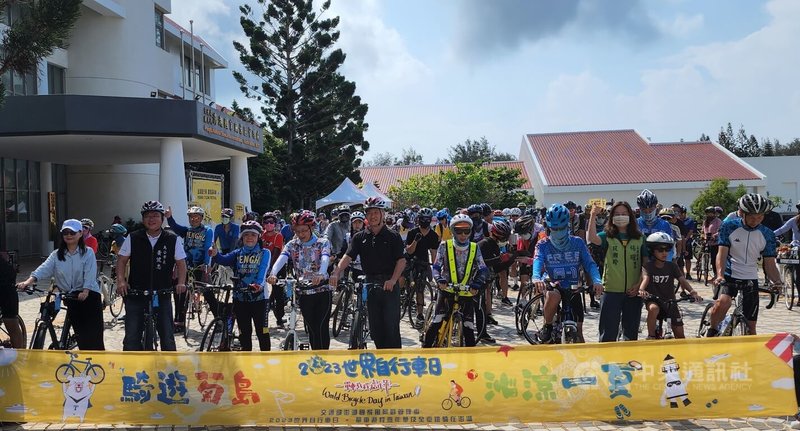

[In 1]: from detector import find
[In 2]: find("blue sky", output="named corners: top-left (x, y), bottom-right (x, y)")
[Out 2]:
top-left (170, 0), bottom-right (798, 163)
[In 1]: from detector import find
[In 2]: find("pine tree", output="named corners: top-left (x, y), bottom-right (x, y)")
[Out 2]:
top-left (762, 138), bottom-right (774, 156)
top-left (232, 0), bottom-right (369, 209)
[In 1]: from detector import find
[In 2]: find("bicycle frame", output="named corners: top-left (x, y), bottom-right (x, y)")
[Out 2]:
top-left (29, 285), bottom-right (78, 350)
top-left (125, 288), bottom-right (173, 351)
top-left (714, 280), bottom-right (776, 337)
top-left (435, 284), bottom-right (474, 348)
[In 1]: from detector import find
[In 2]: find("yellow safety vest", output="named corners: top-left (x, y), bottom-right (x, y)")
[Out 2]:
top-left (446, 239), bottom-right (477, 286)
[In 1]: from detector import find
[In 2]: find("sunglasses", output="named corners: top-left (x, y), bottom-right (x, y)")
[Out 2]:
top-left (454, 228), bottom-right (471, 235)
top-left (62, 230), bottom-right (79, 236)
top-left (263, 221), bottom-right (275, 225)
top-left (654, 247), bottom-right (671, 252)
top-left (549, 226), bottom-right (568, 232)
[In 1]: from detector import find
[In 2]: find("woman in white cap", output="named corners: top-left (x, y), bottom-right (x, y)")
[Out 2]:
top-left (17, 219), bottom-right (105, 350)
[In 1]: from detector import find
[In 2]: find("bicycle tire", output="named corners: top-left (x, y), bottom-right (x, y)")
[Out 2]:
top-left (30, 322), bottom-right (47, 350)
top-left (695, 253), bottom-right (703, 283)
top-left (348, 309), bottom-right (366, 350)
top-left (197, 300), bottom-right (210, 328)
top-left (3, 315), bottom-right (27, 348)
top-left (143, 317), bottom-right (157, 351)
top-left (521, 294), bottom-right (546, 345)
top-left (55, 364), bottom-right (74, 383)
top-left (732, 317), bottom-right (749, 336)
top-left (783, 265), bottom-right (795, 310)
top-left (182, 293), bottom-right (194, 341)
top-left (331, 287), bottom-right (352, 337)
top-left (199, 319), bottom-right (224, 352)
top-left (86, 364), bottom-right (106, 384)
top-left (399, 284), bottom-right (410, 320)
top-left (513, 285), bottom-right (531, 335)
top-left (703, 253), bottom-right (711, 286)
top-left (460, 396), bottom-right (472, 408)
top-left (697, 303), bottom-right (713, 337)
top-left (451, 312), bottom-right (463, 347)
top-left (108, 286), bottom-right (124, 318)
top-left (441, 398), bottom-right (453, 410)
top-left (282, 332), bottom-right (296, 351)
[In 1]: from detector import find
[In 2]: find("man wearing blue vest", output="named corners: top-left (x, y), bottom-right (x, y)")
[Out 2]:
top-left (636, 189), bottom-right (674, 261)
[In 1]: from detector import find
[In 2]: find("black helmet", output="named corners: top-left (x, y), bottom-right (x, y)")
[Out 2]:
top-left (514, 215), bottom-right (535, 235)
top-left (480, 203), bottom-right (492, 217)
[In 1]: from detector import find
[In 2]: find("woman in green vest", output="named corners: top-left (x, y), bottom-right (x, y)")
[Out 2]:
top-left (587, 201), bottom-right (647, 341)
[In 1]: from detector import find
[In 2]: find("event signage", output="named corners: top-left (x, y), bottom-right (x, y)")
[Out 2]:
top-left (0, 335), bottom-right (794, 425)
top-left (197, 104), bottom-right (262, 153)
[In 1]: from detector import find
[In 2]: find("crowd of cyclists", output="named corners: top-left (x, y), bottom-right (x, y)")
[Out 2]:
top-left (2, 186), bottom-right (800, 352)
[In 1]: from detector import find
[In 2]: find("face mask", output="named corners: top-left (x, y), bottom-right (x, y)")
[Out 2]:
top-left (221, 217), bottom-right (230, 225)
top-left (418, 219), bottom-right (431, 229)
top-left (470, 215), bottom-right (481, 223)
top-left (339, 214), bottom-right (350, 223)
top-left (641, 209), bottom-right (657, 223)
top-left (498, 240), bottom-right (508, 247)
top-left (549, 228), bottom-right (570, 250)
top-left (596, 217), bottom-right (607, 226)
top-left (521, 233), bottom-right (532, 241)
top-left (613, 215), bottom-right (629, 227)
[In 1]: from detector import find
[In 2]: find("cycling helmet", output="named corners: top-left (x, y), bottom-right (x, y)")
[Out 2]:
top-left (317, 212), bottom-right (327, 219)
top-left (714, 206), bottom-right (723, 214)
top-left (658, 208), bottom-right (675, 219)
top-left (517, 202), bottom-right (526, 209)
top-left (467, 204), bottom-right (482, 215)
top-left (564, 201), bottom-right (577, 210)
top-left (545, 204), bottom-right (570, 229)
top-left (481, 203), bottom-right (492, 216)
top-left (411, 204), bottom-right (421, 211)
top-left (513, 215), bottom-right (535, 234)
top-left (336, 204), bottom-right (351, 216)
top-left (502, 208), bottom-right (511, 217)
top-left (350, 211), bottom-right (365, 222)
top-left (418, 207), bottom-right (434, 219)
top-left (141, 200), bottom-right (165, 215)
top-left (221, 208), bottom-right (234, 218)
top-left (704, 206), bottom-right (716, 213)
top-left (262, 211), bottom-right (277, 223)
top-left (80, 218), bottom-right (94, 229)
top-left (292, 210), bottom-right (316, 227)
top-left (436, 209), bottom-right (450, 220)
top-left (646, 232), bottom-right (674, 250)
top-left (243, 211), bottom-right (260, 222)
top-left (492, 209), bottom-right (502, 217)
top-left (364, 197), bottom-right (388, 210)
top-left (510, 207), bottom-right (522, 217)
top-left (240, 220), bottom-right (263, 237)
top-left (636, 189), bottom-right (658, 208)
top-left (796, 202), bottom-right (800, 212)
top-left (110, 223), bottom-right (127, 235)
top-left (738, 193), bottom-right (771, 214)
top-left (385, 215), bottom-right (395, 225)
top-left (489, 220), bottom-right (512, 240)
top-left (449, 213), bottom-right (473, 230)
top-left (187, 206), bottom-right (205, 216)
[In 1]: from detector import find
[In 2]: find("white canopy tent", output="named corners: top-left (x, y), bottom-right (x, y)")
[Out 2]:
top-left (315, 177), bottom-right (371, 209)
top-left (360, 182), bottom-right (393, 206)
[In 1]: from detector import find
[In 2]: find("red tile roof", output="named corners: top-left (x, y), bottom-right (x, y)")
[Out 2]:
top-left (358, 161), bottom-right (532, 192)
top-left (525, 129), bottom-right (762, 187)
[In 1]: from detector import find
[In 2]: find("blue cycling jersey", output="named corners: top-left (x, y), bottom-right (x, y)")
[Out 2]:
top-left (638, 217), bottom-right (675, 261)
top-left (213, 245), bottom-right (271, 302)
top-left (718, 219), bottom-right (777, 280)
top-left (167, 217), bottom-right (213, 267)
top-left (532, 236), bottom-right (602, 286)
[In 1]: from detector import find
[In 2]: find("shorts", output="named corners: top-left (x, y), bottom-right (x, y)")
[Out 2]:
top-left (644, 297), bottom-right (683, 326)
top-left (0, 284), bottom-right (19, 318)
top-left (719, 277), bottom-right (760, 322)
top-left (546, 285), bottom-right (584, 323)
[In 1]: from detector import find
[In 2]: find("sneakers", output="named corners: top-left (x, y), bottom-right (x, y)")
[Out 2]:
top-left (646, 335), bottom-right (657, 340)
top-left (685, 274), bottom-right (693, 280)
top-left (173, 323), bottom-right (185, 334)
top-left (538, 324), bottom-right (553, 343)
top-left (479, 333), bottom-right (496, 343)
top-left (486, 315), bottom-right (498, 325)
top-left (705, 328), bottom-right (719, 337)
top-left (590, 300), bottom-right (600, 309)
top-left (501, 297), bottom-right (513, 306)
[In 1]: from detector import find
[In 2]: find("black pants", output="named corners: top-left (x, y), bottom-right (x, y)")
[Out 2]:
top-left (123, 292), bottom-right (176, 351)
top-left (270, 280), bottom-right (286, 323)
top-left (366, 279), bottom-right (401, 349)
top-left (474, 287), bottom-right (488, 339)
top-left (233, 299), bottom-right (270, 351)
top-left (423, 292), bottom-right (476, 347)
top-left (299, 291), bottom-right (332, 350)
top-left (64, 291), bottom-right (105, 351)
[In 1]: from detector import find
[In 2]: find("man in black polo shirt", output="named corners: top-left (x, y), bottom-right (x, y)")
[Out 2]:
top-left (116, 200), bottom-right (187, 351)
top-left (330, 197), bottom-right (405, 348)
top-left (404, 207), bottom-right (439, 327)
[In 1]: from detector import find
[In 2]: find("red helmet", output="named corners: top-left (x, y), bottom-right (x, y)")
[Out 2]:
top-left (292, 210), bottom-right (316, 227)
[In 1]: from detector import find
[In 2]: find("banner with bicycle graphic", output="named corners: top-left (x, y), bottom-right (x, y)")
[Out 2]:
top-left (0, 334), bottom-right (795, 425)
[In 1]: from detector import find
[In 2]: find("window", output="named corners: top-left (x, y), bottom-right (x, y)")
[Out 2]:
top-left (2, 69), bottom-right (38, 96)
top-left (155, 9), bottom-right (165, 49)
top-left (47, 63), bottom-right (65, 94)
top-left (184, 57), bottom-right (205, 95)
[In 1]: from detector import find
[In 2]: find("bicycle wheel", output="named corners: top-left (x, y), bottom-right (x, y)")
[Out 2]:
top-left (331, 287), bottom-right (352, 337)
top-left (522, 294), bottom-right (546, 344)
top-left (702, 253), bottom-right (711, 286)
top-left (783, 265), bottom-right (795, 310)
top-left (143, 318), bottom-right (157, 351)
top-left (451, 313), bottom-right (463, 347)
top-left (30, 322), bottom-right (47, 349)
top-left (732, 317), bottom-right (749, 336)
top-left (199, 319), bottom-right (224, 352)
top-left (697, 303), bottom-right (714, 337)
top-left (55, 364), bottom-right (75, 383)
top-left (282, 332), bottom-right (296, 351)
top-left (514, 285), bottom-right (532, 335)
top-left (5, 315), bottom-right (27, 348)
top-left (108, 285), bottom-right (124, 318)
top-left (441, 398), bottom-right (453, 410)
top-left (85, 364), bottom-right (106, 384)
top-left (460, 396), bottom-right (472, 408)
top-left (695, 253), bottom-right (703, 282)
top-left (399, 284), bottom-right (411, 320)
top-left (197, 299), bottom-right (210, 328)
top-left (348, 310), bottom-right (367, 349)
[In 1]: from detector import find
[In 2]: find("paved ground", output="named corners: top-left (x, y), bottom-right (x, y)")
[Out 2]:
top-left (4, 258), bottom-right (800, 430)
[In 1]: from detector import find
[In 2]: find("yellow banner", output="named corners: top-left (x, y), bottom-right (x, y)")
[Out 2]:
top-left (0, 334), bottom-right (794, 425)
top-left (234, 203), bottom-right (245, 223)
top-left (190, 178), bottom-right (223, 225)
top-left (587, 198), bottom-right (607, 209)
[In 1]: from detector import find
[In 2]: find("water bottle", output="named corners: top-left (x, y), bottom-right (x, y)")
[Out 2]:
top-left (361, 284), bottom-right (368, 304)
top-left (54, 292), bottom-right (62, 313)
top-left (285, 278), bottom-right (294, 299)
top-left (152, 292), bottom-right (160, 308)
top-left (227, 315), bottom-right (234, 334)
top-left (717, 315), bottom-right (732, 335)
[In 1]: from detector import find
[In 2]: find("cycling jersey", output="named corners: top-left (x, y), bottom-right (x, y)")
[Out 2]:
top-left (434, 223), bottom-right (452, 243)
top-left (167, 217), bottom-right (213, 267)
top-left (637, 217), bottom-right (674, 260)
top-left (532, 237), bottom-right (602, 287)
top-left (774, 217), bottom-right (800, 245)
top-left (432, 240), bottom-right (488, 289)
top-left (212, 245), bottom-right (271, 302)
top-left (274, 235), bottom-right (332, 284)
top-left (469, 221), bottom-right (489, 243)
top-left (214, 222), bottom-right (240, 253)
top-left (718, 218), bottom-right (777, 280)
top-left (324, 221), bottom-right (349, 257)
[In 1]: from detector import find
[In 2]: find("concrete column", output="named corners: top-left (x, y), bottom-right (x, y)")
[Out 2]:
top-left (230, 156), bottom-right (251, 211)
top-left (40, 162), bottom-right (54, 254)
top-left (159, 138), bottom-right (189, 226)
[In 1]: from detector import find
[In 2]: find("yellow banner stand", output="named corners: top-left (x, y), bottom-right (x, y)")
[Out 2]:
top-left (0, 334), bottom-right (795, 425)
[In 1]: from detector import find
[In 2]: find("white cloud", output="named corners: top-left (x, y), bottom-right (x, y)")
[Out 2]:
top-left (658, 13), bottom-right (704, 38)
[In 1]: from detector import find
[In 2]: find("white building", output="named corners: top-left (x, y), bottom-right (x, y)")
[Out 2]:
top-left (519, 129), bottom-right (766, 210)
top-left (0, 0), bottom-right (261, 256)
top-left (742, 155), bottom-right (800, 214)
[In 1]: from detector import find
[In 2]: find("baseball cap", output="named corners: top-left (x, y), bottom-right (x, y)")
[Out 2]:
top-left (61, 219), bottom-right (82, 233)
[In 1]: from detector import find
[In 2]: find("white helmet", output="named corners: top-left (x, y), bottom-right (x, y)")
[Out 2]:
top-left (510, 207), bottom-right (522, 217)
top-left (187, 206), bottom-right (205, 215)
top-left (449, 214), bottom-right (473, 230)
top-left (738, 193), bottom-right (771, 215)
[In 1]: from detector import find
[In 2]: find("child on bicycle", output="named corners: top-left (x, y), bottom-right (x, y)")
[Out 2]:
top-left (638, 232), bottom-right (701, 339)
top-left (209, 220), bottom-right (272, 351)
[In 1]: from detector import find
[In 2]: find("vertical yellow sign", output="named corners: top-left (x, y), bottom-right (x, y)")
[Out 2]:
top-left (234, 203), bottom-right (246, 222)
top-left (190, 178), bottom-right (223, 225)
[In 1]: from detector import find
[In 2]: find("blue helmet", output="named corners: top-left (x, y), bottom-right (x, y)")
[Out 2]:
top-left (545, 204), bottom-right (570, 229)
top-left (636, 189), bottom-right (658, 208)
top-left (436, 209), bottom-right (450, 220)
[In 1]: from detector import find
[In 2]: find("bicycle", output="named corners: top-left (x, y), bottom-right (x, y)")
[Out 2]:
top-left (97, 256), bottom-right (124, 320)
top-left (55, 351), bottom-right (105, 384)
top-left (0, 307), bottom-right (26, 348)
top-left (697, 280), bottom-right (776, 337)
top-left (197, 281), bottom-right (245, 352)
top-left (693, 235), bottom-right (713, 286)
top-left (514, 281), bottom-right (538, 335)
top-left (400, 257), bottom-right (432, 329)
top-left (426, 283), bottom-right (475, 348)
top-left (331, 279), bottom-right (355, 338)
top-left (777, 244), bottom-right (799, 310)
top-left (28, 284), bottom-right (79, 350)
top-left (441, 394), bottom-right (471, 410)
top-left (645, 292), bottom-right (696, 340)
top-left (348, 277), bottom-right (381, 350)
top-left (125, 288), bottom-right (174, 351)
top-left (523, 280), bottom-right (588, 345)
top-left (182, 267), bottom-right (211, 341)
top-left (274, 276), bottom-right (311, 351)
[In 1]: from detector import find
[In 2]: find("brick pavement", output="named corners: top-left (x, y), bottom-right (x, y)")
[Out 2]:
top-left (5, 259), bottom-right (800, 430)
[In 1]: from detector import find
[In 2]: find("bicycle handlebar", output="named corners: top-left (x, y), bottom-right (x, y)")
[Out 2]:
top-left (125, 288), bottom-right (174, 297)
top-left (24, 285), bottom-right (80, 300)
top-left (437, 283), bottom-right (475, 297)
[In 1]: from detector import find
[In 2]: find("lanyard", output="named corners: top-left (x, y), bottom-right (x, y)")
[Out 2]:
top-left (446, 240), bottom-right (476, 285)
